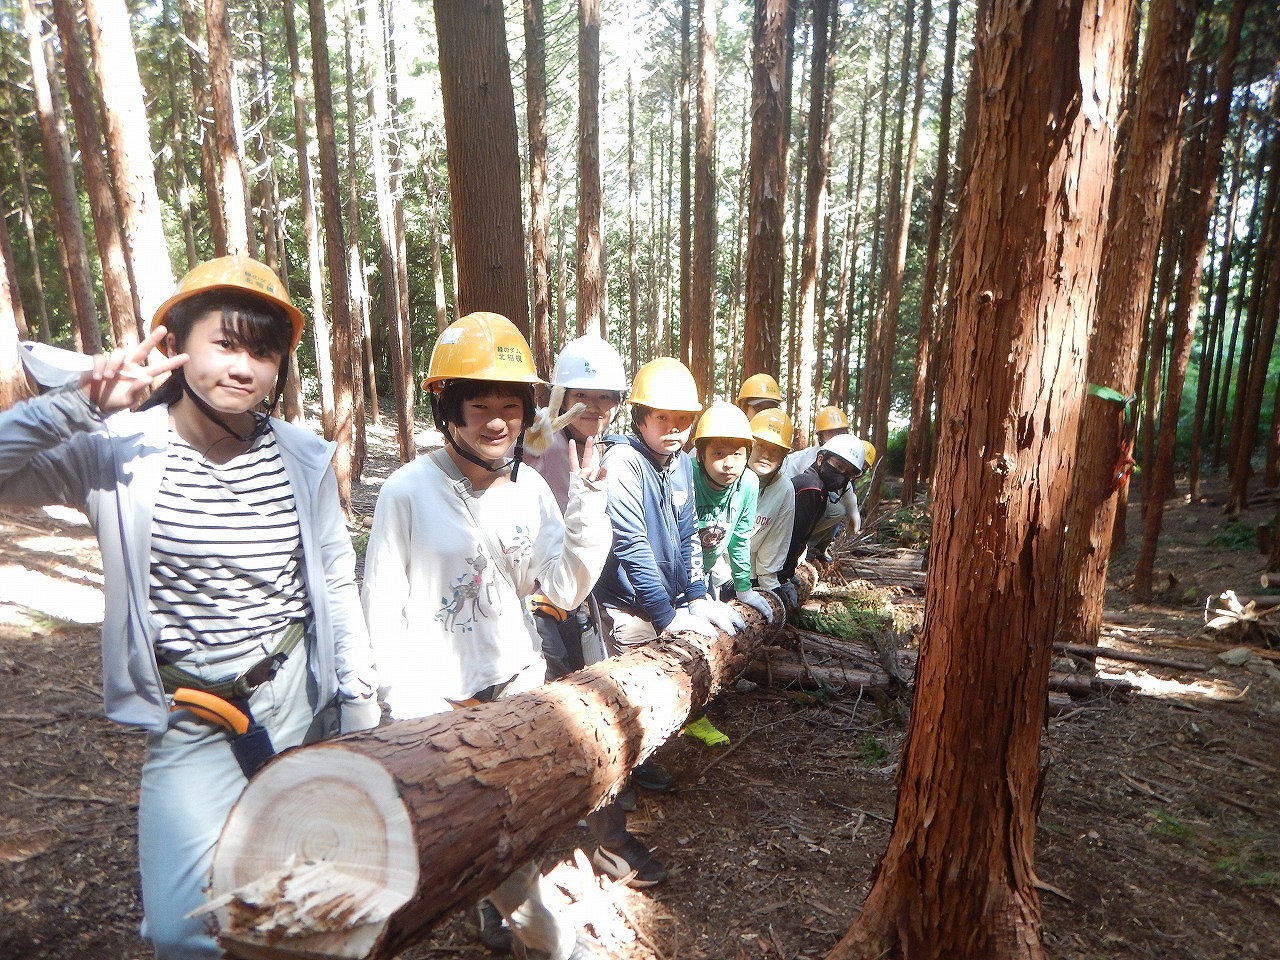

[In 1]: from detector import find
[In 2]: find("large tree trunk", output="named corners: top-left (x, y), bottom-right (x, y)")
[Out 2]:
top-left (828, 0), bottom-right (1133, 956)
top-left (1134, 0), bottom-right (1246, 594)
top-left (741, 0), bottom-right (793, 381)
top-left (49, 0), bottom-right (138, 350)
top-left (82, 0), bottom-right (174, 324)
top-left (207, 578), bottom-right (812, 959)
top-left (1054, 0), bottom-right (1197, 646)
top-left (433, 0), bottom-right (529, 331)
top-left (688, 0), bottom-right (718, 402)
top-left (22, 0), bottom-right (99, 353)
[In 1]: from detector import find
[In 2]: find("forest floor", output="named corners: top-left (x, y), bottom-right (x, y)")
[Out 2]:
top-left (2, 417), bottom-right (1279, 960)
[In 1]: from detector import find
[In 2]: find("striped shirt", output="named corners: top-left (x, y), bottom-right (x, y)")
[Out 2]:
top-left (150, 428), bottom-right (307, 654)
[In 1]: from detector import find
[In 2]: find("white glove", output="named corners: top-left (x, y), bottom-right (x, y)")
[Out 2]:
top-left (690, 597), bottom-right (746, 634)
top-left (736, 588), bottom-right (774, 623)
top-left (338, 695), bottom-right (382, 733)
top-left (523, 384), bottom-right (587, 456)
top-left (666, 608), bottom-right (719, 638)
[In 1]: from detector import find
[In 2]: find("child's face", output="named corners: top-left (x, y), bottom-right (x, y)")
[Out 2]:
top-left (565, 389), bottom-right (621, 442)
top-left (701, 439), bottom-right (749, 486)
top-left (173, 310), bottom-right (282, 415)
top-left (635, 408), bottom-right (695, 456)
top-left (454, 390), bottom-right (526, 462)
top-left (747, 438), bottom-right (788, 479)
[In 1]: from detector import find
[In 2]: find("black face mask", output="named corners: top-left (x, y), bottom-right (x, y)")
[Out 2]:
top-left (817, 460), bottom-right (853, 498)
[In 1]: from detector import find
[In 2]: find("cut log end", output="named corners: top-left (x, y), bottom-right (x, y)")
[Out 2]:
top-left (209, 747), bottom-right (419, 959)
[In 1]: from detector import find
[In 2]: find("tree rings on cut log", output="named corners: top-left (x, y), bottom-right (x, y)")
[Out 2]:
top-left (207, 747), bottom-right (418, 959)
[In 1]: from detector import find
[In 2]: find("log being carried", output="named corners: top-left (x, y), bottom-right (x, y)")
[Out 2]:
top-left (205, 568), bottom-right (815, 960)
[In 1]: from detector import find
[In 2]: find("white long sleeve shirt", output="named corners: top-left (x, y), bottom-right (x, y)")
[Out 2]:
top-left (361, 452), bottom-right (609, 719)
top-left (749, 473), bottom-right (798, 591)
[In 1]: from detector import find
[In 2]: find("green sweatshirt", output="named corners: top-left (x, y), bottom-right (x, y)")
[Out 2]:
top-left (693, 462), bottom-right (760, 593)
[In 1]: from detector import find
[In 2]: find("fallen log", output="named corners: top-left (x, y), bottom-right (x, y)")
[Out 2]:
top-left (745, 649), bottom-right (891, 692)
top-left (205, 568), bottom-right (817, 959)
top-left (1052, 642), bottom-right (1205, 672)
top-left (1046, 671), bottom-right (1137, 697)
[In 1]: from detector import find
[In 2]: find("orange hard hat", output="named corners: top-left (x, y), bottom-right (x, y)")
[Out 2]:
top-left (151, 255), bottom-right (305, 352)
top-left (421, 312), bottom-right (545, 392)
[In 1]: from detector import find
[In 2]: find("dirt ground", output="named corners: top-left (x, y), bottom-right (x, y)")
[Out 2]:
top-left (2, 420), bottom-right (1279, 960)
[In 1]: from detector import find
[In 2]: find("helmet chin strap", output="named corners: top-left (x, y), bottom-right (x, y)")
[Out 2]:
top-left (179, 374), bottom-right (272, 444)
top-left (442, 424), bottom-right (526, 480)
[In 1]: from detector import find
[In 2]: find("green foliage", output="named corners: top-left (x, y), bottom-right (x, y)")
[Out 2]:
top-left (1214, 848), bottom-right (1278, 888)
top-left (1147, 812), bottom-right (1197, 841)
top-left (854, 734), bottom-right (888, 765)
top-left (793, 594), bottom-right (893, 646)
top-left (879, 504), bottom-right (931, 548)
top-left (1208, 522), bottom-right (1256, 551)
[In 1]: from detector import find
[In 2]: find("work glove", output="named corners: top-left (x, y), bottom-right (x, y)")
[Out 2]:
top-left (735, 588), bottom-right (775, 623)
top-left (690, 597), bottom-right (746, 635)
top-left (772, 580), bottom-right (799, 614)
top-left (666, 608), bottom-right (719, 639)
top-left (339, 694), bottom-right (383, 733)
top-left (523, 385), bottom-right (586, 456)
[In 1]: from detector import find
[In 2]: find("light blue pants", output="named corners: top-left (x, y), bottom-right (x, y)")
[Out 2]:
top-left (138, 632), bottom-right (323, 959)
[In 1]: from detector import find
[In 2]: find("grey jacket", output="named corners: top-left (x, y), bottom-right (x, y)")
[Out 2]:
top-left (0, 387), bottom-right (377, 732)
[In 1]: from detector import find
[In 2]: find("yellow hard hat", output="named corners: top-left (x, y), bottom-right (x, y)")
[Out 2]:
top-left (694, 400), bottom-right (755, 445)
top-left (628, 357), bottom-right (702, 412)
top-left (151, 255), bottom-right (305, 352)
top-left (862, 440), bottom-right (877, 467)
top-left (814, 405), bottom-right (850, 433)
top-left (749, 408), bottom-right (793, 449)
top-left (421, 312), bottom-right (545, 392)
top-left (737, 373), bottom-right (782, 404)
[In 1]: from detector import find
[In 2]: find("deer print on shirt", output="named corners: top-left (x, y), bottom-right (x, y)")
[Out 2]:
top-left (436, 553), bottom-right (495, 632)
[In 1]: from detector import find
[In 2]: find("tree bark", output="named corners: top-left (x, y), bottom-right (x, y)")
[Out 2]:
top-left (1054, 0), bottom-right (1196, 646)
top-left (207, 577), bottom-right (811, 959)
top-left (82, 0), bottom-right (174, 324)
top-left (828, 0), bottom-right (1133, 957)
top-left (433, 0), bottom-right (529, 331)
top-left (1, 72), bottom-right (51, 343)
top-left (1134, 0), bottom-right (1246, 595)
top-left (0, 211), bottom-right (34, 409)
top-left (50, 0), bottom-right (138, 350)
top-left (22, 0), bottom-right (100, 353)
top-left (741, 0), bottom-right (793, 381)
top-left (205, 0), bottom-right (255, 256)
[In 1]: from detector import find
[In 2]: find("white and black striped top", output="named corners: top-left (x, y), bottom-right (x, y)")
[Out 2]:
top-left (150, 428), bottom-right (307, 654)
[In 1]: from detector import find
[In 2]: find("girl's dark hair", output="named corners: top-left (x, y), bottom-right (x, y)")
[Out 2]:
top-left (630, 403), bottom-right (653, 427)
top-left (145, 292), bottom-right (292, 408)
top-left (434, 379), bottom-right (536, 430)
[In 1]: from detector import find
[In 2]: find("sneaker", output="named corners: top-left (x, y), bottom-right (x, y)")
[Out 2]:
top-left (475, 898), bottom-right (513, 953)
top-left (592, 834), bottom-right (669, 887)
top-left (631, 760), bottom-right (674, 791)
top-left (524, 935), bottom-right (599, 960)
top-left (615, 784), bottom-right (638, 812)
top-left (681, 715), bottom-right (730, 747)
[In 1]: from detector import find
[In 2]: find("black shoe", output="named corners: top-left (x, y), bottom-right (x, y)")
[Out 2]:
top-left (591, 834), bottom-right (669, 888)
top-left (615, 784), bottom-right (637, 811)
top-left (631, 760), bottom-right (674, 791)
top-left (475, 899), bottom-right (513, 953)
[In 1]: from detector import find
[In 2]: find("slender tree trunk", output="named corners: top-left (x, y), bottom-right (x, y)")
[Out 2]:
top-left (433, 0), bottom-right (529, 330)
top-left (23, 0), bottom-right (99, 353)
top-left (829, 1), bottom-right (1133, 956)
top-left (1054, 0), bottom-right (1196, 646)
top-left (688, 0), bottom-right (718, 402)
top-left (627, 70), bottom-right (640, 374)
top-left (308, 0), bottom-right (360, 508)
top-left (901, 0), bottom-right (959, 504)
top-left (524, 0), bottom-right (552, 377)
top-left (50, 0), bottom-right (137, 349)
top-left (576, 0), bottom-right (605, 338)
top-left (0, 200), bottom-right (28, 342)
top-left (0, 215), bottom-right (34, 408)
top-left (83, 0), bottom-right (174, 323)
top-left (794, 0), bottom-right (835, 440)
top-left (742, 0), bottom-right (794, 380)
top-left (1135, 0), bottom-right (1246, 595)
top-left (342, 0), bottom-right (374, 456)
top-left (205, 0), bottom-right (254, 256)
top-left (678, 0), bottom-right (692, 363)
top-left (179, 0), bottom-right (226, 256)
top-left (0, 73), bottom-right (52, 342)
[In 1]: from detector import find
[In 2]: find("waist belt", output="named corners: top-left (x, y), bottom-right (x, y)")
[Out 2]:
top-left (528, 593), bottom-right (569, 622)
top-left (159, 620), bottom-right (307, 699)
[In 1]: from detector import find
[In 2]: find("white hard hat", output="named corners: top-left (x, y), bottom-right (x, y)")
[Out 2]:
top-left (551, 335), bottom-right (628, 392)
top-left (818, 433), bottom-right (867, 472)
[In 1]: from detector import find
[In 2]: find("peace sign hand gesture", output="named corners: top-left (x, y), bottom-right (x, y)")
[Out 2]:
top-left (568, 433), bottom-right (606, 485)
top-left (83, 326), bottom-right (189, 415)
